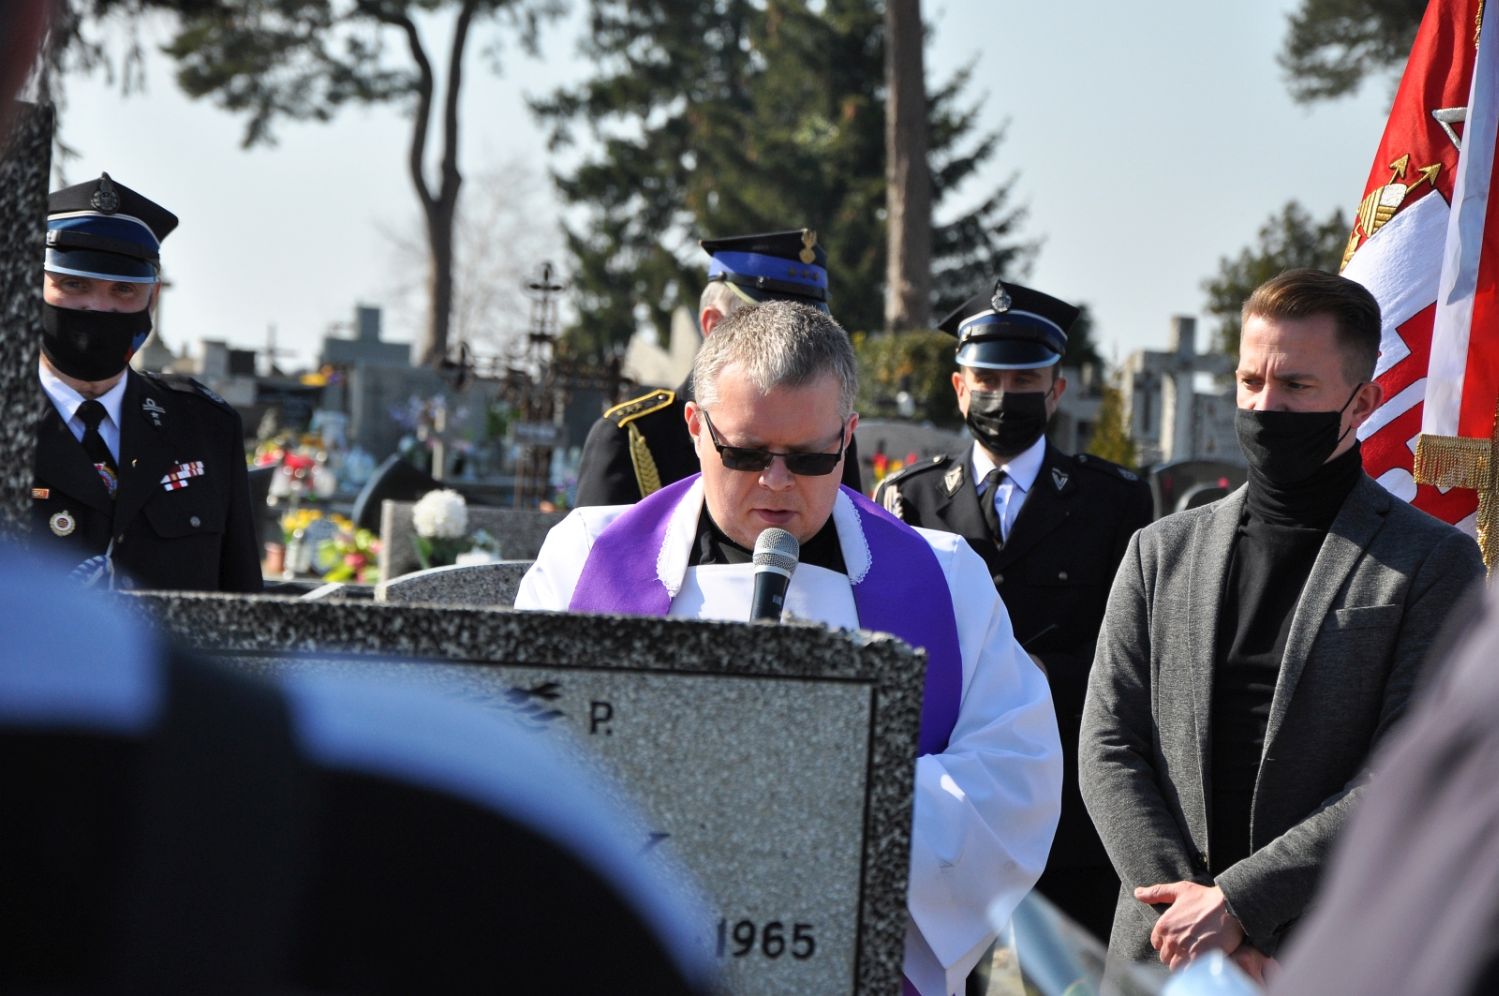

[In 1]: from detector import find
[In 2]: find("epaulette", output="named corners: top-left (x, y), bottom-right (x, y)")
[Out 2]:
top-left (1075, 451), bottom-right (1142, 483)
top-left (142, 371), bottom-right (235, 411)
top-left (880, 452), bottom-right (949, 487)
top-left (604, 388), bottom-right (675, 428)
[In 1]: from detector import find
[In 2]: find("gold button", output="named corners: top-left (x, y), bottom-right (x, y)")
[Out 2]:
top-left (993, 573), bottom-right (1004, 585)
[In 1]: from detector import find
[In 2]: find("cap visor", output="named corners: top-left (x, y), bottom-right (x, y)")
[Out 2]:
top-left (45, 248), bottom-right (157, 283)
top-left (956, 339), bottom-right (1061, 369)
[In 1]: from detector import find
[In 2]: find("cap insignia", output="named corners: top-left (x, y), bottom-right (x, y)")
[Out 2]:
top-left (91, 174), bottom-right (120, 214)
top-left (799, 229), bottom-right (818, 265)
top-left (990, 281), bottom-right (1012, 314)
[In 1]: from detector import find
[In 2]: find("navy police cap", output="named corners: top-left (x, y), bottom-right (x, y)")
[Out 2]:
top-left (938, 278), bottom-right (1078, 370)
top-left (46, 172), bottom-right (178, 284)
top-left (701, 228), bottom-right (829, 310)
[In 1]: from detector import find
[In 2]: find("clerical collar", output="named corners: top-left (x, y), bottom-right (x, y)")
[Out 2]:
top-left (1245, 442), bottom-right (1363, 529)
top-left (689, 509), bottom-right (847, 573)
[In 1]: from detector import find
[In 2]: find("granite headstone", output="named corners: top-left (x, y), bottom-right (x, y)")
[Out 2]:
top-left (121, 592), bottom-right (924, 995)
top-left (374, 559), bottom-right (533, 606)
top-left (0, 101), bottom-right (51, 538)
top-left (378, 499), bottom-right (562, 580)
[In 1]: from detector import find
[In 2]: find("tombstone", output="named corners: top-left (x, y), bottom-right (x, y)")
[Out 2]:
top-left (116, 592), bottom-right (922, 994)
top-left (375, 560), bottom-right (533, 607)
top-left (0, 102), bottom-right (51, 538)
top-left (379, 499), bottom-right (563, 579)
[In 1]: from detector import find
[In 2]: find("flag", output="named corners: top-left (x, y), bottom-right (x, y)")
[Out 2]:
top-left (1342, 0), bottom-right (1496, 532)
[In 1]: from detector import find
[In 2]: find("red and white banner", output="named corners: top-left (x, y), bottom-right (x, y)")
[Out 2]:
top-left (1343, 0), bottom-right (1497, 531)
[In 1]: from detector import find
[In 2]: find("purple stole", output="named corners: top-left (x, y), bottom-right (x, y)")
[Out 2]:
top-left (569, 475), bottom-right (963, 755)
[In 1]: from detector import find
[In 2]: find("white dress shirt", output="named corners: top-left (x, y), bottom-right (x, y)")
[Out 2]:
top-left (970, 435), bottom-right (1046, 542)
top-left (38, 358), bottom-right (127, 462)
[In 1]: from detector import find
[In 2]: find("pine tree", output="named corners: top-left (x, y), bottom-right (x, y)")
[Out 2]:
top-left (533, 0), bottom-right (1033, 359)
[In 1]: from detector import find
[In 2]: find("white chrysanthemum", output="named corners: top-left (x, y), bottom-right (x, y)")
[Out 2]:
top-left (412, 488), bottom-right (468, 539)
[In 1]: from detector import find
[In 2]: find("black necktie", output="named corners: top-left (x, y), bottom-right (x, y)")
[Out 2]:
top-left (77, 399), bottom-right (118, 496)
top-left (979, 467), bottom-right (1004, 546)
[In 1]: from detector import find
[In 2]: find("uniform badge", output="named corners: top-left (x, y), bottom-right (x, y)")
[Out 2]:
top-left (161, 460), bottom-right (206, 492)
top-left (1051, 467), bottom-right (1070, 491)
top-left (990, 280), bottom-right (1012, 314)
top-left (799, 229), bottom-right (819, 264)
top-left (881, 486), bottom-right (905, 519)
top-left (942, 464), bottom-right (965, 496)
top-left (141, 396), bottom-right (166, 427)
top-left (90, 177), bottom-right (120, 214)
top-left (31, 487), bottom-right (49, 500)
top-left (49, 510), bottom-right (76, 537)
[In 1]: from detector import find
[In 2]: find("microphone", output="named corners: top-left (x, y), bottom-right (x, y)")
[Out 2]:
top-left (750, 527), bottom-right (800, 622)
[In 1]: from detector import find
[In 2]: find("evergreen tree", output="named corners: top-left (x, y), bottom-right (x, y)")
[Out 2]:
top-left (1086, 378), bottom-right (1138, 469)
top-left (533, 0), bottom-right (1033, 359)
top-left (1279, 0), bottom-right (1425, 104)
top-left (1202, 201), bottom-right (1350, 359)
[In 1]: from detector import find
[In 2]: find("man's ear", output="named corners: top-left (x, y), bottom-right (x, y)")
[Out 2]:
top-left (700, 308), bottom-right (724, 336)
top-left (1348, 379), bottom-right (1385, 430)
top-left (684, 401), bottom-right (702, 443)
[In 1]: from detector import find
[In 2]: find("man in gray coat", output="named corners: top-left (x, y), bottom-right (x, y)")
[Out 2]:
top-left (1079, 269), bottom-right (1484, 982)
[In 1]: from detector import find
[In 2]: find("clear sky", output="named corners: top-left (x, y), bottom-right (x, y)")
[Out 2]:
top-left (56, 1), bottom-right (1399, 372)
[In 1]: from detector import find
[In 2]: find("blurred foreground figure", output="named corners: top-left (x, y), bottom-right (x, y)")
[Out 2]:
top-left (0, 552), bottom-right (712, 994)
top-left (1271, 584), bottom-right (1499, 996)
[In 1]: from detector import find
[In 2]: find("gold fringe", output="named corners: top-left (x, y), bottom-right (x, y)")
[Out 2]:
top-left (1414, 434), bottom-right (1490, 489)
top-left (1415, 407), bottom-right (1498, 575)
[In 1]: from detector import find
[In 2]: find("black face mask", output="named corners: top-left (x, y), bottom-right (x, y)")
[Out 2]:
top-left (1235, 384), bottom-right (1363, 487)
top-left (40, 302), bottom-right (152, 382)
top-left (965, 388), bottom-right (1050, 458)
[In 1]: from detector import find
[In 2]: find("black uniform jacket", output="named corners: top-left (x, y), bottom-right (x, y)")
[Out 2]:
top-left (875, 441), bottom-right (1153, 869)
top-left (575, 379), bottom-right (863, 506)
top-left (30, 369), bottom-right (263, 592)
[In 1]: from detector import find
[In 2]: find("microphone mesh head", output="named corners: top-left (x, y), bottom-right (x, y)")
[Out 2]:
top-left (752, 527), bottom-right (800, 574)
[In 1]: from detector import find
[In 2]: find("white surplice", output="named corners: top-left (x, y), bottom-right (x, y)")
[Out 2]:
top-left (516, 480), bottom-right (1062, 995)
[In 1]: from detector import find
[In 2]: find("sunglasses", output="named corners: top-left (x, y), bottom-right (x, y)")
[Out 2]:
top-left (699, 409), bottom-right (848, 477)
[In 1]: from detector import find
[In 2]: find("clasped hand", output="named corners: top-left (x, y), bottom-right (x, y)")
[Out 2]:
top-left (1135, 881), bottom-right (1241, 969)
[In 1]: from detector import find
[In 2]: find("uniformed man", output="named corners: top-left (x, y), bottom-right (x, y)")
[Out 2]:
top-left (574, 229), bottom-right (862, 505)
top-left (875, 278), bottom-right (1153, 943)
top-left (31, 172), bottom-right (262, 592)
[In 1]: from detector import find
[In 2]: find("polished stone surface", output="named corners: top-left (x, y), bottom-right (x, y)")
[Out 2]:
top-left (375, 559), bottom-right (532, 606)
top-left (120, 591), bottom-right (922, 994)
top-left (0, 103), bottom-right (51, 540)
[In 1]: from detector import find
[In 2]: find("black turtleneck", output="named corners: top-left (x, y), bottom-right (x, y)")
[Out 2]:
top-left (688, 509), bottom-right (846, 574)
top-left (1210, 443), bottom-right (1363, 874)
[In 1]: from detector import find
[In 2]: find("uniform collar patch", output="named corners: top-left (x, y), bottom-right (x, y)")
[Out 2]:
top-left (1051, 467), bottom-right (1070, 491)
top-left (942, 464), bottom-right (964, 496)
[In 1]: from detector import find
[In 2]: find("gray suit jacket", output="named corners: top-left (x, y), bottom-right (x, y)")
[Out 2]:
top-left (1078, 474), bottom-right (1485, 960)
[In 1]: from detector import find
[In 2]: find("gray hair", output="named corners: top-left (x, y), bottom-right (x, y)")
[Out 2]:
top-left (698, 279), bottom-right (743, 321)
top-left (692, 300), bottom-right (858, 415)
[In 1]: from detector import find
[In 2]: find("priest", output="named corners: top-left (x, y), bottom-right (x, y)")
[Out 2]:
top-left (516, 299), bottom-right (1062, 995)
